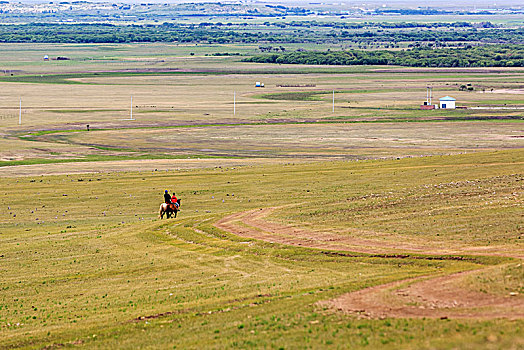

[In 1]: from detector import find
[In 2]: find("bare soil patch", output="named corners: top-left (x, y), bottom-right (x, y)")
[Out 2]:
top-left (318, 269), bottom-right (524, 319)
top-left (0, 158), bottom-right (301, 177)
top-left (482, 89), bottom-right (524, 95)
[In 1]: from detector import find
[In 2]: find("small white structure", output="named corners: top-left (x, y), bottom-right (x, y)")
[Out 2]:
top-left (255, 82), bottom-right (264, 88)
top-left (439, 96), bottom-right (456, 109)
top-left (43, 55), bottom-right (49, 61)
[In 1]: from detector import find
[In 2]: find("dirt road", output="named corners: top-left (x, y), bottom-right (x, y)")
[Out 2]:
top-left (214, 207), bottom-right (523, 319)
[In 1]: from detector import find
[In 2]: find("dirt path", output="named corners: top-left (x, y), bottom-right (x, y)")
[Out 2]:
top-left (318, 270), bottom-right (524, 320)
top-left (215, 207), bottom-right (524, 259)
top-left (214, 207), bottom-right (524, 319)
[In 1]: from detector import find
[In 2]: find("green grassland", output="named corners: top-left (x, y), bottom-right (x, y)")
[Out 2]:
top-left (1, 150), bottom-right (522, 349)
top-left (0, 43), bottom-right (523, 349)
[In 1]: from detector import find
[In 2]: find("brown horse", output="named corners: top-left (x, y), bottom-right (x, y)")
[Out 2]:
top-left (159, 199), bottom-right (181, 219)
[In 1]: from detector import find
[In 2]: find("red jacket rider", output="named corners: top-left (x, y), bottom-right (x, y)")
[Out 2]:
top-left (171, 193), bottom-right (179, 207)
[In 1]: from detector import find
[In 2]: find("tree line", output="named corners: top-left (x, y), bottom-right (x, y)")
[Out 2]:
top-left (0, 23), bottom-right (522, 45)
top-left (243, 46), bottom-right (524, 67)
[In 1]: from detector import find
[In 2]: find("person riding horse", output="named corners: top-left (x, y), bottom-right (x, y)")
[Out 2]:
top-left (164, 190), bottom-right (172, 204)
top-left (159, 190), bottom-right (181, 219)
top-left (171, 192), bottom-right (179, 208)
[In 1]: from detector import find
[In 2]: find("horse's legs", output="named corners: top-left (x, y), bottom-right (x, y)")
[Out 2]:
top-left (174, 210), bottom-right (177, 218)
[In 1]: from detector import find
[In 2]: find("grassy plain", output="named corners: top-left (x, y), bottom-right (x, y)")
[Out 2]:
top-left (1, 150), bottom-right (523, 349)
top-left (0, 43), bottom-right (523, 165)
top-left (0, 43), bottom-right (523, 349)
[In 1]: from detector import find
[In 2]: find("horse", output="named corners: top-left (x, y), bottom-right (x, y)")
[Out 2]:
top-left (159, 199), bottom-right (181, 219)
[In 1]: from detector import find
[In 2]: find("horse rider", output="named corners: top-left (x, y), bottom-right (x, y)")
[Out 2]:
top-left (164, 190), bottom-right (172, 204)
top-left (171, 192), bottom-right (179, 208)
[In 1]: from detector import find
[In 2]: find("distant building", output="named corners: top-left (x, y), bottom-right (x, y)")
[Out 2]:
top-left (439, 96), bottom-right (456, 109)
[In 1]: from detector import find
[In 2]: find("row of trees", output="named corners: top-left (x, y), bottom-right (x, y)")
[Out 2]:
top-left (244, 46), bottom-right (524, 67)
top-left (261, 21), bottom-right (488, 29)
top-left (334, 28), bottom-right (524, 44)
top-left (0, 23), bottom-right (522, 45)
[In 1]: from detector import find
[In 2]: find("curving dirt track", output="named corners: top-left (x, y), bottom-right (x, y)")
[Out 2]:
top-left (214, 207), bottom-right (524, 319)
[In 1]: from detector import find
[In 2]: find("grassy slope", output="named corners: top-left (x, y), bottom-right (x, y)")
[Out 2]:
top-left (276, 150), bottom-right (523, 246)
top-left (0, 150), bottom-right (522, 349)
top-left (0, 44), bottom-right (522, 348)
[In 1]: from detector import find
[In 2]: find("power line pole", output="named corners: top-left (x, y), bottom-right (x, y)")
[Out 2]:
top-left (19, 98), bottom-right (21, 125)
top-left (332, 89), bottom-right (335, 112)
top-left (130, 95), bottom-right (134, 120)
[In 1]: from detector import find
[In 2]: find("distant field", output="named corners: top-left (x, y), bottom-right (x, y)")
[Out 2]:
top-left (0, 43), bottom-right (522, 166)
top-left (34, 122), bottom-right (523, 160)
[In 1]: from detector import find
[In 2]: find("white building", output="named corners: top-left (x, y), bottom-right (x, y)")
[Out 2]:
top-left (439, 96), bottom-right (456, 109)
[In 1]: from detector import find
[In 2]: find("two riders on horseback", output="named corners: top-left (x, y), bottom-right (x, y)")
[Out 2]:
top-left (160, 190), bottom-right (181, 219)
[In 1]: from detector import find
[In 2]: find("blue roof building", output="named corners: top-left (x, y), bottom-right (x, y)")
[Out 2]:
top-left (439, 96), bottom-right (456, 109)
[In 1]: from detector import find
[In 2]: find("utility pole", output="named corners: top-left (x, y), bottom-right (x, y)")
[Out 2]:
top-left (426, 86), bottom-right (433, 106)
top-left (332, 89), bottom-right (335, 112)
top-left (19, 98), bottom-right (21, 125)
top-left (130, 96), bottom-right (134, 120)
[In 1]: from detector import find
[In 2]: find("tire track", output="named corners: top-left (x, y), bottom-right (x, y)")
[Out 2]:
top-left (214, 207), bottom-right (524, 319)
